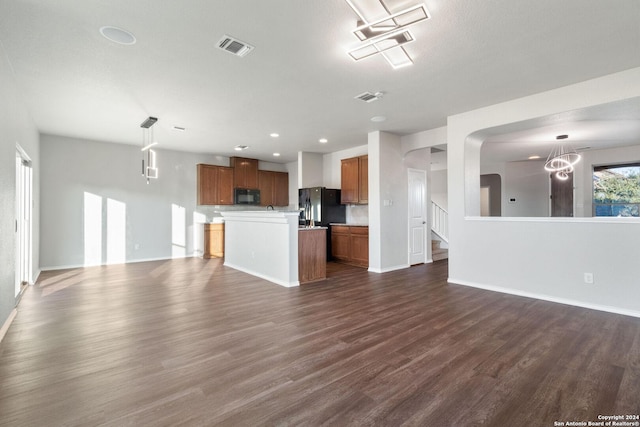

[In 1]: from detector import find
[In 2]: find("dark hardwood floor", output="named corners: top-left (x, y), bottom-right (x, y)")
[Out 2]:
top-left (0, 258), bottom-right (639, 426)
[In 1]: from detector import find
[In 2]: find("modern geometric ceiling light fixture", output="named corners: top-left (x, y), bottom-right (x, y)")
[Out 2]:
top-left (348, 28), bottom-right (415, 61)
top-left (140, 116), bottom-right (159, 184)
top-left (345, 1), bottom-right (430, 69)
top-left (544, 134), bottom-right (581, 180)
top-left (352, 4), bottom-right (430, 40)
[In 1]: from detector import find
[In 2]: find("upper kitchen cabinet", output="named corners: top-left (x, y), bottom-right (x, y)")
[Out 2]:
top-left (258, 170), bottom-right (289, 206)
top-left (341, 155), bottom-right (368, 204)
top-left (197, 164), bottom-right (234, 205)
top-left (274, 171), bottom-right (289, 207)
top-left (358, 155), bottom-right (368, 204)
top-left (230, 157), bottom-right (258, 189)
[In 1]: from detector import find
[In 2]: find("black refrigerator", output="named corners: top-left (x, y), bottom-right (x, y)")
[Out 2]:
top-left (299, 187), bottom-right (346, 259)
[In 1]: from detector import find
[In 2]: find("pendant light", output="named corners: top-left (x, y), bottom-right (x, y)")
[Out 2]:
top-left (140, 116), bottom-right (159, 184)
top-left (544, 134), bottom-right (580, 179)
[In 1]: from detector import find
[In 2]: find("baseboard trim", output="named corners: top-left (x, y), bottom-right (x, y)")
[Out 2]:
top-left (39, 255), bottom-right (201, 272)
top-left (32, 269), bottom-right (41, 284)
top-left (448, 277), bottom-right (640, 319)
top-left (368, 264), bottom-right (410, 274)
top-left (0, 309), bottom-right (18, 344)
top-left (224, 262), bottom-right (299, 288)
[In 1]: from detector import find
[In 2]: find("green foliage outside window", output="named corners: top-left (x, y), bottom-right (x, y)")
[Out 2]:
top-left (593, 165), bottom-right (640, 217)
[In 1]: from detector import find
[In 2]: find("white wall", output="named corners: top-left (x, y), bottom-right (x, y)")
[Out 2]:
top-left (0, 43), bottom-right (40, 331)
top-left (431, 169), bottom-right (448, 210)
top-left (401, 126), bottom-right (447, 153)
top-left (297, 152), bottom-right (323, 188)
top-left (369, 131), bottom-right (410, 272)
top-left (286, 161), bottom-right (298, 209)
top-left (448, 67), bottom-right (640, 317)
top-left (40, 134), bottom-right (236, 269)
top-left (503, 160), bottom-right (549, 217)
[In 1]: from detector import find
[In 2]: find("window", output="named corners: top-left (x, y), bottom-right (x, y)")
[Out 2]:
top-left (593, 163), bottom-right (640, 217)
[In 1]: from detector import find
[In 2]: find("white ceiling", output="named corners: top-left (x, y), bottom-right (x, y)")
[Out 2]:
top-left (1, 0), bottom-right (639, 163)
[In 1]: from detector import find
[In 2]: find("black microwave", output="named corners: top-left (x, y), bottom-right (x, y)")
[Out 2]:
top-left (234, 188), bottom-right (261, 205)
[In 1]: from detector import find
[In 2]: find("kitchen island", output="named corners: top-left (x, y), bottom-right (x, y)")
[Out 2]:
top-left (220, 211), bottom-right (327, 287)
top-left (298, 227), bottom-right (326, 284)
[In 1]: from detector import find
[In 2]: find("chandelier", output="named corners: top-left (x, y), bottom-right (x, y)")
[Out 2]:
top-left (544, 134), bottom-right (580, 180)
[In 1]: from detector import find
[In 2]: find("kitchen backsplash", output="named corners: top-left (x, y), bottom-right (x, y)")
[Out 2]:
top-left (346, 205), bottom-right (369, 225)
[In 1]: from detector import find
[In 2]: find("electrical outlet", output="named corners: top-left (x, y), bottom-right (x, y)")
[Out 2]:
top-left (584, 272), bottom-right (594, 284)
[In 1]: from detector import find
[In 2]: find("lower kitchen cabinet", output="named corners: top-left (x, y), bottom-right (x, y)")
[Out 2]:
top-left (204, 223), bottom-right (224, 258)
top-left (298, 228), bottom-right (326, 284)
top-left (330, 225), bottom-right (368, 268)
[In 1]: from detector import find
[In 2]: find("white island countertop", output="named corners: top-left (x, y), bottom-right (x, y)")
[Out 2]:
top-left (221, 211), bottom-right (301, 287)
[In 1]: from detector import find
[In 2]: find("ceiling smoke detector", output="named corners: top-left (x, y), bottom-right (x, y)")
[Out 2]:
top-left (217, 35), bottom-right (254, 57)
top-left (355, 91), bottom-right (384, 103)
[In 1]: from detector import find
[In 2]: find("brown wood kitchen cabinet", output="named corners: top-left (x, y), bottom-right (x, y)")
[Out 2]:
top-left (358, 155), bottom-right (368, 204)
top-left (298, 228), bottom-right (326, 284)
top-left (197, 164), bottom-right (234, 205)
top-left (258, 170), bottom-right (289, 207)
top-left (230, 157), bottom-right (259, 189)
top-left (203, 223), bottom-right (224, 258)
top-left (330, 225), bottom-right (368, 268)
top-left (340, 155), bottom-right (368, 204)
top-left (274, 171), bottom-right (289, 206)
top-left (258, 170), bottom-right (274, 206)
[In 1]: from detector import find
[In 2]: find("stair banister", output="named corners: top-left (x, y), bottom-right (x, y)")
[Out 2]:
top-left (431, 201), bottom-right (448, 243)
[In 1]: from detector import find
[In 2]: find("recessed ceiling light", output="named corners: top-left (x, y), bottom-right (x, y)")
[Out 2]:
top-left (234, 145), bottom-right (249, 151)
top-left (319, 138), bottom-right (328, 144)
top-left (99, 26), bottom-right (136, 45)
top-left (371, 116), bottom-right (386, 122)
top-left (270, 133), bottom-right (279, 138)
top-left (528, 155), bottom-right (541, 160)
top-left (273, 153), bottom-right (281, 157)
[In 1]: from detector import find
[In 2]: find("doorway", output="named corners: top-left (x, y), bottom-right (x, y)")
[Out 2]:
top-left (408, 169), bottom-right (427, 265)
top-left (15, 146), bottom-right (33, 297)
top-left (550, 172), bottom-right (573, 217)
top-left (480, 187), bottom-right (491, 216)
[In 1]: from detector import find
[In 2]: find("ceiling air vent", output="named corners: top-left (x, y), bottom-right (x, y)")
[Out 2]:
top-left (217, 35), bottom-right (254, 57)
top-left (355, 91), bottom-right (383, 103)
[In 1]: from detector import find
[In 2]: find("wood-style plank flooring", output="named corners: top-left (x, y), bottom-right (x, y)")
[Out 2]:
top-left (1, 258), bottom-right (639, 426)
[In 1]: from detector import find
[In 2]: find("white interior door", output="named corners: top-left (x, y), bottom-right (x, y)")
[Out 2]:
top-left (408, 169), bottom-right (427, 265)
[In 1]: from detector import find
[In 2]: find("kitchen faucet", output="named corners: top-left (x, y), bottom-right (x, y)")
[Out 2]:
top-left (267, 205), bottom-right (274, 210)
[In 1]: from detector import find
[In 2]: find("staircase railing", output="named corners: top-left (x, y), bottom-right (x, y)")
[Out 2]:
top-left (431, 201), bottom-right (448, 243)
